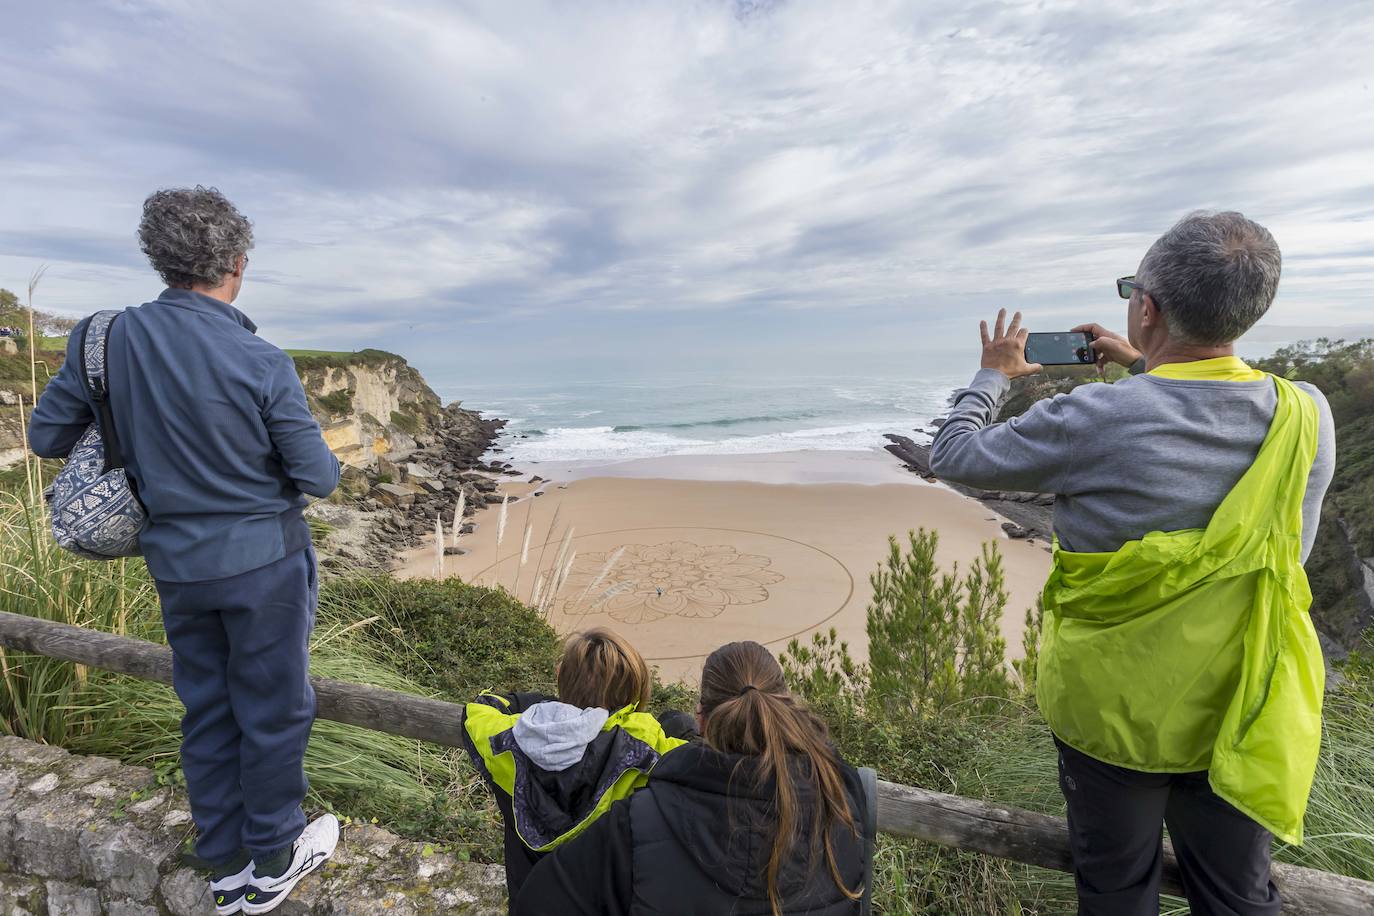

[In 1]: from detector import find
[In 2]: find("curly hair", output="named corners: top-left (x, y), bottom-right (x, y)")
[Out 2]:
top-left (138, 186), bottom-right (254, 288)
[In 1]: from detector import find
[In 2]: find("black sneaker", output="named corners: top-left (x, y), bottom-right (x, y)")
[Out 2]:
top-left (241, 814), bottom-right (339, 914)
top-left (210, 859), bottom-right (254, 915)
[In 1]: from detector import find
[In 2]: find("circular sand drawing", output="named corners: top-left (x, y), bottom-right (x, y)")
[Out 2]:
top-left (560, 540), bottom-right (784, 624)
top-left (470, 526), bottom-right (854, 667)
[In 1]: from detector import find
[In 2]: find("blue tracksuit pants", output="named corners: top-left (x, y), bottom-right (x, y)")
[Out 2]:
top-left (155, 546), bottom-right (318, 864)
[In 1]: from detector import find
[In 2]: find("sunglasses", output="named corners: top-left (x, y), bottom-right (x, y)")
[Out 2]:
top-left (1117, 276), bottom-right (1147, 300)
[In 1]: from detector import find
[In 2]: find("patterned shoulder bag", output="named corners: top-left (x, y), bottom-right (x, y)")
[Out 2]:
top-left (44, 310), bottom-right (146, 560)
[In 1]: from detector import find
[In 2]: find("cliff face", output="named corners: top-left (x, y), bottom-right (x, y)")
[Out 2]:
top-left (290, 350), bottom-right (514, 571)
top-left (0, 347), bottom-right (462, 474)
top-left (293, 350), bottom-right (444, 469)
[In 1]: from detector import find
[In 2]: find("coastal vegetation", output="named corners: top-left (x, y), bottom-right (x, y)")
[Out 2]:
top-left (1254, 339), bottom-right (1374, 645)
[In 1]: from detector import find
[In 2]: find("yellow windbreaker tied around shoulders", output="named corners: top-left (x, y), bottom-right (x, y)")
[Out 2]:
top-left (1037, 358), bottom-right (1323, 844)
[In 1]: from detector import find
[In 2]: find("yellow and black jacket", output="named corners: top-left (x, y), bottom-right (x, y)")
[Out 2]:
top-left (459, 691), bottom-right (692, 909)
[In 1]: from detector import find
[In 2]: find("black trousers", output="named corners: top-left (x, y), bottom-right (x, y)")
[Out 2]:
top-left (1055, 737), bottom-right (1281, 916)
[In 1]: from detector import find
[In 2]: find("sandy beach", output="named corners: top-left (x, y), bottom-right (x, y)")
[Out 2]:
top-left (396, 449), bottom-right (1050, 683)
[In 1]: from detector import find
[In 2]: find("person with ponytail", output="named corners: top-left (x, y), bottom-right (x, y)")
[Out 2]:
top-left (515, 640), bottom-right (872, 916)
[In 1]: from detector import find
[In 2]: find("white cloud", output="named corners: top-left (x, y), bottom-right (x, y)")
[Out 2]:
top-left (1, 0), bottom-right (1371, 378)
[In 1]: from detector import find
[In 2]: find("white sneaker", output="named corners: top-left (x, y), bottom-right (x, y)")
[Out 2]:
top-left (210, 859), bottom-right (255, 915)
top-left (241, 814), bottom-right (339, 914)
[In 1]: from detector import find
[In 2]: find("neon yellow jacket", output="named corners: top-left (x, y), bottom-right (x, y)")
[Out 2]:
top-left (1037, 359), bottom-right (1323, 843)
top-left (461, 692), bottom-right (688, 852)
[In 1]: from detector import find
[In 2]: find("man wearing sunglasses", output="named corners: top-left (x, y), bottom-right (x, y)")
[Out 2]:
top-left (930, 211), bottom-right (1336, 916)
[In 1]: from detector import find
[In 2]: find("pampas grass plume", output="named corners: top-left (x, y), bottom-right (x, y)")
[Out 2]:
top-left (496, 494), bottom-right (510, 546)
top-left (452, 492), bottom-right (466, 548)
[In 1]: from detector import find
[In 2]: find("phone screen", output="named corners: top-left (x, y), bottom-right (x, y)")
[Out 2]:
top-left (1025, 332), bottom-right (1095, 366)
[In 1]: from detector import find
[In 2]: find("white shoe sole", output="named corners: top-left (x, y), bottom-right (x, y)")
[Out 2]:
top-left (241, 815), bottom-right (339, 915)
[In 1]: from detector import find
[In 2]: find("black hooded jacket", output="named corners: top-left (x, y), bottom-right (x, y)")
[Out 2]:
top-left (515, 741), bottom-right (869, 915)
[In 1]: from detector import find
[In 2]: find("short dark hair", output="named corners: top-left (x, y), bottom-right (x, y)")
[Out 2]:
top-left (1137, 211), bottom-right (1281, 346)
top-left (138, 186), bottom-right (254, 288)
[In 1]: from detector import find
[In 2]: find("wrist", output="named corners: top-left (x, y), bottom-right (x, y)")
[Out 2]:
top-left (975, 366), bottom-right (1013, 384)
top-left (1117, 350), bottom-right (1143, 368)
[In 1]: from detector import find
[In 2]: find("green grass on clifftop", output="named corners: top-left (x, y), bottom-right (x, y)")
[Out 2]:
top-left (290, 348), bottom-right (409, 371)
top-left (285, 348), bottom-right (356, 358)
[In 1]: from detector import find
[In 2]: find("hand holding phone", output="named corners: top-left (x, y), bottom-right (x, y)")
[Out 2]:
top-left (1071, 323), bottom-right (1143, 374)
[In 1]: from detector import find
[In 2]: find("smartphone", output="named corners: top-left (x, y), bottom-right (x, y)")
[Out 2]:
top-left (1025, 331), bottom-right (1095, 366)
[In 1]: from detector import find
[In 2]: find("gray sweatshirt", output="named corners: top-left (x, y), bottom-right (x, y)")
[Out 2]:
top-left (929, 367), bottom-right (1336, 559)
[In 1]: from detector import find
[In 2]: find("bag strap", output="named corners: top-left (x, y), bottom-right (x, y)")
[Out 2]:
top-left (80, 310), bottom-right (127, 473)
top-left (859, 765), bottom-right (878, 915)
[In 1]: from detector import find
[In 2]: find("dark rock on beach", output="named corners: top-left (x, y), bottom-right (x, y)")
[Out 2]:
top-left (882, 433), bottom-right (1055, 542)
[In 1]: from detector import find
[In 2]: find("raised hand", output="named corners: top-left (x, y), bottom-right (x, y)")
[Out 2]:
top-left (980, 309), bottom-right (1042, 379)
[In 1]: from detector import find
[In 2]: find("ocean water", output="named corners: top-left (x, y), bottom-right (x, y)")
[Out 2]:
top-left (437, 367), bottom-right (970, 465)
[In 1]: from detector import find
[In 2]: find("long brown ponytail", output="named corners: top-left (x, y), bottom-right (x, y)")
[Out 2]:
top-left (700, 641), bottom-right (862, 916)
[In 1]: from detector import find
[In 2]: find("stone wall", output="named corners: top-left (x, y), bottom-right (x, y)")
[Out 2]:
top-left (0, 737), bottom-right (506, 915)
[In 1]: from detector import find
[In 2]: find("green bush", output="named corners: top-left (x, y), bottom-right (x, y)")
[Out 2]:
top-left (390, 409), bottom-right (421, 435)
top-left (320, 576), bottom-right (562, 701)
top-left (866, 529), bottom-right (1011, 717)
top-left (315, 388), bottom-right (354, 415)
top-left (290, 348), bottom-right (404, 372)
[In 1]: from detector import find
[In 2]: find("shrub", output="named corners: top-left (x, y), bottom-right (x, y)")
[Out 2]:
top-left (779, 627), bottom-right (863, 706)
top-left (390, 409), bottom-right (421, 435)
top-left (1013, 598), bottom-right (1045, 695)
top-left (867, 529), bottom-right (1011, 717)
top-left (315, 388), bottom-right (354, 415)
top-left (320, 576), bottom-right (562, 700)
top-left (290, 348), bottom-right (404, 372)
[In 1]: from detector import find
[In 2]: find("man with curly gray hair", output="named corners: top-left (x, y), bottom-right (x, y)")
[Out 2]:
top-left (30, 186), bottom-right (341, 914)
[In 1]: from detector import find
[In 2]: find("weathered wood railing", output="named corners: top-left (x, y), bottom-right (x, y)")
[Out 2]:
top-left (2, 609), bottom-right (1371, 915)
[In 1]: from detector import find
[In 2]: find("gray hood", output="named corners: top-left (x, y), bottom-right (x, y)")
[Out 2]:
top-left (512, 701), bottom-right (610, 772)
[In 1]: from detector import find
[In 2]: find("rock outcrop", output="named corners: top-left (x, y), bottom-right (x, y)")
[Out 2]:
top-left (295, 351), bottom-right (444, 470)
top-left (0, 344), bottom-right (512, 570)
top-left (0, 736), bottom-right (506, 915)
top-left (883, 433), bottom-right (1054, 543)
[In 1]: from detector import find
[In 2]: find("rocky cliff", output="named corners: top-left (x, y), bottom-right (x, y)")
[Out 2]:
top-left (290, 349), bottom-right (516, 570)
top-left (294, 350), bottom-right (444, 469)
top-left (0, 345), bottom-right (517, 570)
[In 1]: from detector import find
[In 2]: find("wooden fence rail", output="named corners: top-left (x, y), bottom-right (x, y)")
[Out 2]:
top-left (2, 610), bottom-right (1371, 915)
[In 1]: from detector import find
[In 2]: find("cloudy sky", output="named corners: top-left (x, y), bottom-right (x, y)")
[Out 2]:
top-left (3, 0), bottom-right (1372, 388)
